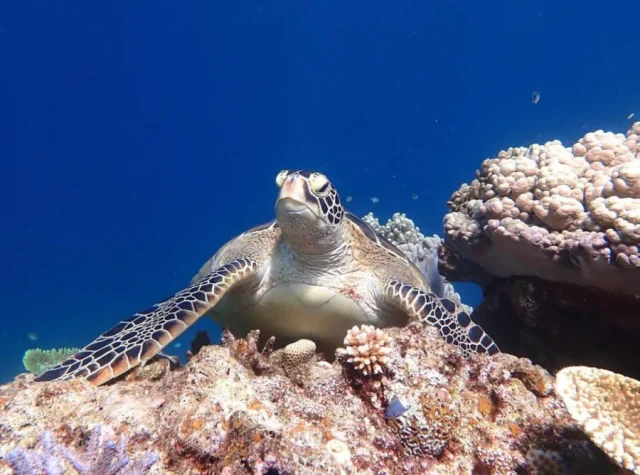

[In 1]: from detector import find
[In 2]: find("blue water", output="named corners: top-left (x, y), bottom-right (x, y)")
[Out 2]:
top-left (1, 1), bottom-right (638, 383)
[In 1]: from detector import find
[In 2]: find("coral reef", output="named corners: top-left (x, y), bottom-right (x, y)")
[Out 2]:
top-left (435, 123), bottom-right (640, 379)
top-left (467, 275), bottom-right (640, 378)
top-left (281, 339), bottom-right (317, 374)
top-left (336, 325), bottom-right (392, 376)
top-left (556, 366), bottom-right (640, 474)
top-left (7, 425), bottom-right (158, 475)
top-left (0, 327), bottom-right (617, 474)
top-left (362, 212), bottom-right (470, 312)
top-left (5, 127), bottom-right (640, 474)
top-left (443, 122), bottom-right (640, 297)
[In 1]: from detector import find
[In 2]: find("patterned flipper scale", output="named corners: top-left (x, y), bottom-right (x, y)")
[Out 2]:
top-left (35, 258), bottom-right (257, 386)
top-left (386, 280), bottom-right (499, 356)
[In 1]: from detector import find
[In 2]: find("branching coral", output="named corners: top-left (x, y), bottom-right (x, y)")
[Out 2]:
top-left (6, 425), bottom-right (158, 475)
top-left (556, 366), bottom-right (640, 474)
top-left (336, 325), bottom-right (392, 376)
top-left (362, 212), bottom-right (471, 312)
top-left (444, 123), bottom-right (640, 296)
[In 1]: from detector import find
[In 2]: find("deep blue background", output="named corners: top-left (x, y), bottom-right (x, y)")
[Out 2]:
top-left (1, 1), bottom-right (638, 382)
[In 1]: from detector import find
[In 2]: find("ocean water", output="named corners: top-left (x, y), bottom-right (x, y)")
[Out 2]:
top-left (1, 1), bottom-right (638, 384)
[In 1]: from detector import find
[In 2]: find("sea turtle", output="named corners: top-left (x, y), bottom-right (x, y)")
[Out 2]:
top-left (36, 170), bottom-right (499, 386)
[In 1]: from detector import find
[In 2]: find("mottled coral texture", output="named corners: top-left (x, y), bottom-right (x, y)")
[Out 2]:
top-left (556, 366), bottom-right (640, 474)
top-left (281, 339), bottom-right (317, 374)
top-left (0, 328), bottom-right (616, 474)
top-left (444, 122), bottom-right (640, 296)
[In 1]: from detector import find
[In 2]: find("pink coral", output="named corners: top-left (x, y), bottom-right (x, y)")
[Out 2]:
top-left (337, 325), bottom-right (393, 376)
top-left (444, 122), bottom-right (640, 296)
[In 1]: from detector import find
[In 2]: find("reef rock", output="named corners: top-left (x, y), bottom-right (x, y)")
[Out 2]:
top-left (0, 327), bottom-right (617, 474)
top-left (439, 123), bottom-right (640, 380)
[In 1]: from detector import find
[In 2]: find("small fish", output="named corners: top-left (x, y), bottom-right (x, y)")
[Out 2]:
top-left (345, 196), bottom-right (353, 203)
top-left (371, 197), bottom-right (379, 204)
top-left (412, 192), bottom-right (419, 200)
top-left (26, 332), bottom-right (38, 341)
top-left (385, 398), bottom-right (410, 419)
top-left (531, 91), bottom-right (540, 104)
top-left (628, 113), bottom-right (635, 120)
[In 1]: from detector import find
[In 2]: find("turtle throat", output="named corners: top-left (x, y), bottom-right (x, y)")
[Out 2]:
top-left (276, 199), bottom-right (346, 256)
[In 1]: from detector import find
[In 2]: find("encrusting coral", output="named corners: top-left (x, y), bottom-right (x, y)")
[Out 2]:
top-left (444, 122), bottom-right (640, 296)
top-left (0, 327), bottom-right (619, 474)
top-left (556, 366), bottom-right (640, 474)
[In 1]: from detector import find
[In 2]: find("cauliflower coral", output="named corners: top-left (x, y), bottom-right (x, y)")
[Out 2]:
top-left (337, 325), bottom-right (392, 376)
top-left (444, 122), bottom-right (640, 296)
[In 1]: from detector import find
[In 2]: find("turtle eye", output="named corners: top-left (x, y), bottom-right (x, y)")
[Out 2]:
top-left (276, 170), bottom-right (289, 188)
top-left (309, 174), bottom-right (330, 196)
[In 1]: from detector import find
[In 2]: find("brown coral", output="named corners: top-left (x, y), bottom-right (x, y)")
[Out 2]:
top-left (282, 339), bottom-right (317, 373)
top-left (388, 387), bottom-right (459, 458)
top-left (556, 366), bottom-right (640, 474)
top-left (444, 122), bottom-right (640, 296)
top-left (336, 324), bottom-right (392, 376)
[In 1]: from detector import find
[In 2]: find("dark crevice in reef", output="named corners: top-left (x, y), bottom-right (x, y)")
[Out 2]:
top-left (471, 276), bottom-right (640, 379)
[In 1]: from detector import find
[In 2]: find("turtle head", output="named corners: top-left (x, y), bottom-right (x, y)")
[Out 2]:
top-left (275, 170), bottom-right (345, 254)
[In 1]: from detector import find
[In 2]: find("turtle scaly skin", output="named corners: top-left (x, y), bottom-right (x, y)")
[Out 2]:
top-left (36, 170), bottom-right (498, 386)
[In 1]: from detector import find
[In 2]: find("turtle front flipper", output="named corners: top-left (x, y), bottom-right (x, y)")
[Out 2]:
top-left (384, 280), bottom-right (499, 357)
top-left (35, 258), bottom-right (258, 386)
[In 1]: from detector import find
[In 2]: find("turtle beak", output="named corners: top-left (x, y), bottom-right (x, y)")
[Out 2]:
top-left (276, 174), bottom-right (319, 220)
top-left (277, 174), bottom-right (307, 204)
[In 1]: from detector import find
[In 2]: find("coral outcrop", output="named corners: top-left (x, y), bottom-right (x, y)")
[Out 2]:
top-left (436, 123), bottom-right (640, 379)
top-left (281, 339), bottom-right (317, 374)
top-left (7, 425), bottom-right (159, 474)
top-left (0, 327), bottom-right (617, 474)
top-left (443, 122), bottom-right (640, 297)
